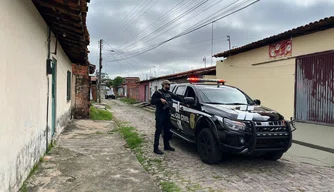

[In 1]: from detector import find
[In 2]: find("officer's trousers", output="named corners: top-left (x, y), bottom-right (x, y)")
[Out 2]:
top-left (154, 112), bottom-right (172, 148)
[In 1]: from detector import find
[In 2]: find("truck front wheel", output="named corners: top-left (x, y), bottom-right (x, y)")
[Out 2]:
top-left (197, 128), bottom-right (222, 164)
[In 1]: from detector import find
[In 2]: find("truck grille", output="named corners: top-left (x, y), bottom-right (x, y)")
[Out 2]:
top-left (254, 121), bottom-right (289, 137)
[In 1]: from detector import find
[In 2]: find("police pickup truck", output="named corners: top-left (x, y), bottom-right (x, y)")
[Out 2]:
top-left (169, 78), bottom-right (296, 164)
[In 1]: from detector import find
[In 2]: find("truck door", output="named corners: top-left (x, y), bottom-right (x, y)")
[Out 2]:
top-left (170, 85), bottom-right (186, 132)
top-left (179, 86), bottom-right (199, 137)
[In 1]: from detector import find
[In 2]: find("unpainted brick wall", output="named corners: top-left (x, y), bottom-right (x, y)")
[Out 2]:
top-left (72, 64), bottom-right (90, 119)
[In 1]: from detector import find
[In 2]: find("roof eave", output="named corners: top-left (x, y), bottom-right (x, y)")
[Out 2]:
top-left (214, 16), bottom-right (334, 58)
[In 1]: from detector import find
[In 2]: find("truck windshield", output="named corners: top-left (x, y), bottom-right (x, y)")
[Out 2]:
top-left (198, 87), bottom-right (254, 105)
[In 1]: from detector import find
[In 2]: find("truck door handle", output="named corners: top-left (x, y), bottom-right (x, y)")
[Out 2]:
top-left (180, 107), bottom-right (184, 111)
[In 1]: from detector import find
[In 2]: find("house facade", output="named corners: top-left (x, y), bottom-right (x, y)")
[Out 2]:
top-left (124, 77), bottom-right (140, 100)
top-left (138, 80), bottom-right (150, 102)
top-left (0, 0), bottom-right (91, 191)
top-left (214, 17), bottom-right (334, 149)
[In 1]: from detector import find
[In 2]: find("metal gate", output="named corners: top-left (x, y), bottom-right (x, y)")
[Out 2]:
top-left (295, 51), bottom-right (334, 125)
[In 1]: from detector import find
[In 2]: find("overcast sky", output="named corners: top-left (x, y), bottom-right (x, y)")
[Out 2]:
top-left (86, 0), bottom-right (334, 80)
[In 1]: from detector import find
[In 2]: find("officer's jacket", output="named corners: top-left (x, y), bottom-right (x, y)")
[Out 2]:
top-left (151, 89), bottom-right (183, 114)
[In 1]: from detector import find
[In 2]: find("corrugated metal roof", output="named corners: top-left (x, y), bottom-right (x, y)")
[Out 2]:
top-left (214, 16), bottom-right (334, 58)
top-left (138, 66), bottom-right (216, 83)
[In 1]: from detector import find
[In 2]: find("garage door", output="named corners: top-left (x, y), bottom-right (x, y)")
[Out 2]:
top-left (295, 51), bottom-right (334, 125)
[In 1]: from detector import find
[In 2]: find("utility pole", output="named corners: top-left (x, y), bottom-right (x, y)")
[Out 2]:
top-left (98, 39), bottom-right (103, 103)
top-left (227, 35), bottom-right (231, 50)
top-left (211, 22), bottom-right (214, 66)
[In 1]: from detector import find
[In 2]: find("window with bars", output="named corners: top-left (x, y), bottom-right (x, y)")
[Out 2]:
top-left (67, 71), bottom-right (71, 101)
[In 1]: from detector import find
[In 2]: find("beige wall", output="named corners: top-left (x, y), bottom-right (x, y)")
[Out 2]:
top-left (0, 1), bottom-right (72, 191)
top-left (216, 28), bottom-right (334, 119)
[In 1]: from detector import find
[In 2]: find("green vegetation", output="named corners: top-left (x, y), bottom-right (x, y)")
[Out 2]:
top-left (19, 157), bottom-right (44, 192)
top-left (161, 181), bottom-right (182, 192)
top-left (105, 105), bottom-right (111, 110)
top-left (120, 97), bottom-right (138, 104)
top-left (107, 76), bottom-right (125, 88)
top-left (119, 126), bottom-right (143, 149)
top-left (90, 106), bottom-right (113, 120)
top-left (113, 119), bottom-right (181, 192)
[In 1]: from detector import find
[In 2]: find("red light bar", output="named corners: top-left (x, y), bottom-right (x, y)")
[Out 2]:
top-left (187, 78), bottom-right (226, 83)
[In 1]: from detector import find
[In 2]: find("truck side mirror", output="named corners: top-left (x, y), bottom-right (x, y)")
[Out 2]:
top-left (184, 97), bottom-right (195, 105)
top-left (254, 99), bottom-right (261, 105)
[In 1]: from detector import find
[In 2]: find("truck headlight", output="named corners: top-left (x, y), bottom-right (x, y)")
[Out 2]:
top-left (216, 116), bottom-right (246, 131)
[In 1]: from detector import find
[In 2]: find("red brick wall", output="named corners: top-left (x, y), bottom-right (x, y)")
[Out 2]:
top-left (72, 64), bottom-right (89, 76)
top-left (72, 64), bottom-right (90, 119)
top-left (126, 79), bottom-right (139, 100)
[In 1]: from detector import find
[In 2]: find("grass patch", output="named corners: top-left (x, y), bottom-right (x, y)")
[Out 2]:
top-left (19, 157), bottom-right (44, 192)
top-left (161, 181), bottom-right (181, 192)
top-left (114, 119), bottom-right (180, 191)
top-left (90, 106), bottom-right (112, 120)
top-left (46, 141), bottom-right (54, 153)
top-left (213, 175), bottom-right (222, 179)
top-left (119, 126), bottom-right (143, 149)
top-left (120, 97), bottom-right (138, 104)
top-left (96, 131), bottom-right (104, 134)
top-left (186, 183), bottom-right (202, 191)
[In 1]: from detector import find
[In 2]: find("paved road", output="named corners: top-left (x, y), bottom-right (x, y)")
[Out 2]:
top-left (107, 99), bottom-right (334, 192)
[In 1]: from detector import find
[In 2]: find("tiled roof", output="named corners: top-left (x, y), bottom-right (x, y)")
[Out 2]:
top-left (33, 0), bottom-right (90, 64)
top-left (214, 16), bottom-right (334, 58)
top-left (139, 66), bottom-right (216, 83)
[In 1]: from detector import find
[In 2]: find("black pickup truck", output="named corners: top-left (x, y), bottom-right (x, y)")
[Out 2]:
top-left (169, 78), bottom-right (295, 164)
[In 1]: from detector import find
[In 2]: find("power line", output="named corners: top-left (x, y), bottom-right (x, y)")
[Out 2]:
top-left (114, 0), bottom-right (145, 31)
top-left (115, 0), bottom-right (151, 35)
top-left (121, 0), bottom-right (211, 51)
top-left (118, 0), bottom-right (161, 36)
top-left (107, 0), bottom-right (259, 62)
top-left (126, 0), bottom-right (248, 52)
top-left (118, 0), bottom-right (191, 49)
top-left (122, 0), bottom-right (224, 52)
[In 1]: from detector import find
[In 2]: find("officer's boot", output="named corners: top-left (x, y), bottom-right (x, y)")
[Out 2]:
top-left (153, 146), bottom-right (163, 155)
top-left (163, 138), bottom-right (175, 151)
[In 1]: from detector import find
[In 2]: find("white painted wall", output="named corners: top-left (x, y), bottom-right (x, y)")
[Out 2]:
top-left (149, 79), bottom-right (164, 97)
top-left (0, 1), bottom-right (72, 191)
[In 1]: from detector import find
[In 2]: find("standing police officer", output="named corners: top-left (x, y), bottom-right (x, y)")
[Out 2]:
top-left (150, 80), bottom-right (183, 155)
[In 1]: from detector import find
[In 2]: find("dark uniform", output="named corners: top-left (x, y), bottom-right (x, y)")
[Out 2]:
top-left (151, 87), bottom-right (182, 153)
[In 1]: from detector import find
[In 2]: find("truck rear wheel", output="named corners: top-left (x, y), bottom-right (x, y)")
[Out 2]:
top-left (197, 128), bottom-right (222, 164)
top-left (263, 151), bottom-right (284, 161)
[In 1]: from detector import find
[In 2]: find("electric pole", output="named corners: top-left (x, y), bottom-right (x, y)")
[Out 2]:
top-left (98, 39), bottom-right (103, 103)
top-left (211, 22), bottom-right (214, 66)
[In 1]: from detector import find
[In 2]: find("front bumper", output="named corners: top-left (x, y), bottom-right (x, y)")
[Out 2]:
top-left (217, 121), bottom-right (292, 154)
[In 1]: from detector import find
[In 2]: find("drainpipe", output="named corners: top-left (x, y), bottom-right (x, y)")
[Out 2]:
top-left (45, 27), bottom-right (51, 151)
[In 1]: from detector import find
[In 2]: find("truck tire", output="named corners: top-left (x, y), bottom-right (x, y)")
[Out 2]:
top-left (197, 128), bottom-right (222, 164)
top-left (263, 151), bottom-right (284, 161)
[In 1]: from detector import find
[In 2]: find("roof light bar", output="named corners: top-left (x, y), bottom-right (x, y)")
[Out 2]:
top-left (187, 78), bottom-right (226, 83)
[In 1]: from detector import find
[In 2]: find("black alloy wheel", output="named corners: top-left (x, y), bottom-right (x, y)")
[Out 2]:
top-left (197, 128), bottom-right (222, 164)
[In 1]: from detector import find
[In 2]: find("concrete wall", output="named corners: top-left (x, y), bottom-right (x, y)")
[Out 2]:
top-left (0, 1), bottom-right (72, 191)
top-left (216, 28), bottom-right (334, 119)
